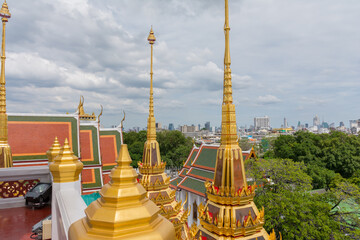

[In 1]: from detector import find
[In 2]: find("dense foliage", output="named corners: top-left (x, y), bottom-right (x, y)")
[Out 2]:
top-left (264, 131), bottom-right (360, 189)
top-left (123, 130), bottom-right (193, 168)
top-left (245, 158), bottom-right (360, 240)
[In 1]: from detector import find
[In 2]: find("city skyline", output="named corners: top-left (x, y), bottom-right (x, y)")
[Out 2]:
top-left (4, 0), bottom-right (360, 129)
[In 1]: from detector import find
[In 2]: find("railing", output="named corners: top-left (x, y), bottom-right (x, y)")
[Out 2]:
top-left (0, 166), bottom-right (51, 208)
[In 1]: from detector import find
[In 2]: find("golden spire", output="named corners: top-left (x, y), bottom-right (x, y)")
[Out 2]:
top-left (49, 138), bottom-right (83, 183)
top-left (69, 144), bottom-right (175, 240)
top-left (0, 0), bottom-right (11, 168)
top-left (147, 26), bottom-right (156, 141)
top-left (138, 28), bottom-right (190, 240)
top-left (46, 137), bottom-right (61, 163)
top-left (215, 0), bottom-right (245, 194)
top-left (196, 1), bottom-right (270, 239)
top-left (140, 27), bottom-right (161, 167)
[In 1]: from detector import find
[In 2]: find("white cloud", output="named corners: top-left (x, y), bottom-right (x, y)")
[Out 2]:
top-left (4, 0), bottom-right (360, 128)
top-left (257, 95), bottom-right (281, 105)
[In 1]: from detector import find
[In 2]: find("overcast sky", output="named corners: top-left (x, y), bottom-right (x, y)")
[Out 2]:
top-left (4, 0), bottom-right (360, 129)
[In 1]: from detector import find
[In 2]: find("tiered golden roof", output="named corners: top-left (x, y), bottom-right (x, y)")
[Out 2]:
top-left (138, 27), bottom-right (190, 240)
top-left (46, 137), bottom-right (61, 163)
top-left (69, 144), bottom-right (175, 240)
top-left (194, 1), bottom-right (271, 239)
top-left (49, 138), bottom-right (83, 183)
top-left (0, 0), bottom-right (11, 168)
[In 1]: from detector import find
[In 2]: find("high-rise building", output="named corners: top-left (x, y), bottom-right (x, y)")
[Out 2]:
top-left (339, 121), bottom-right (345, 127)
top-left (168, 123), bottom-right (174, 131)
top-left (155, 122), bottom-right (162, 130)
top-left (349, 120), bottom-right (358, 128)
top-left (180, 125), bottom-right (196, 133)
top-left (284, 117), bottom-right (288, 128)
top-left (254, 116), bottom-right (270, 130)
top-left (205, 121), bottom-right (210, 131)
top-left (313, 115), bottom-right (320, 127)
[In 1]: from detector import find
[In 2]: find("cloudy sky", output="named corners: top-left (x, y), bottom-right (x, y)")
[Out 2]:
top-left (4, 0), bottom-right (360, 129)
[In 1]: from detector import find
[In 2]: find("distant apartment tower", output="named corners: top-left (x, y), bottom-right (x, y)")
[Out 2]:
top-left (254, 116), bottom-right (270, 130)
top-left (168, 123), bottom-right (175, 131)
top-left (155, 122), bottom-right (162, 130)
top-left (284, 117), bottom-right (288, 128)
top-left (180, 125), bottom-right (196, 133)
top-left (205, 121), bottom-right (210, 131)
top-left (313, 115), bottom-right (320, 127)
top-left (349, 120), bottom-right (360, 128)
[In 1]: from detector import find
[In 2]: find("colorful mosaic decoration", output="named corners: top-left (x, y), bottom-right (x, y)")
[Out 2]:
top-left (0, 179), bottom-right (40, 198)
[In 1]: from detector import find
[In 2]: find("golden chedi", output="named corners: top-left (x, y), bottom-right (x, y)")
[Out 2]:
top-left (68, 144), bottom-right (175, 240)
top-left (49, 138), bottom-right (83, 183)
top-left (195, 0), bottom-right (273, 239)
top-left (138, 27), bottom-right (189, 240)
top-left (46, 137), bottom-right (62, 163)
top-left (0, 0), bottom-right (12, 168)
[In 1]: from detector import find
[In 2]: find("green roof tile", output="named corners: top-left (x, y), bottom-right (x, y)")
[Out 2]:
top-left (188, 168), bottom-right (214, 181)
top-left (185, 148), bottom-right (198, 168)
top-left (170, 176), bottom-right (183, 187)
top-left (178, 177), bottom-right (206, 197)
top-left (192, 146), bottom-right (218, 170)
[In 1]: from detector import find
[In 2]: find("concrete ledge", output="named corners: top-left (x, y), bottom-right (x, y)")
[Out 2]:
top-left (0, 165), bottom-right (51, 182)
top-left (0, 196), bottom-right (25, 209)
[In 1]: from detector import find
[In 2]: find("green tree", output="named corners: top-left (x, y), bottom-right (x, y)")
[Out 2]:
top-left (245, 158), bottom-right (312, 194)
top-left (157, 130), bottom-right (193, 168)
top-left (123, 130), bottom-right (192, 168)
top-left (246, 158), bottom-right (360, 239)
top-left (271, 131), bottom-right (360, 179)
top-left (306, 164), bottom-right (336, 190)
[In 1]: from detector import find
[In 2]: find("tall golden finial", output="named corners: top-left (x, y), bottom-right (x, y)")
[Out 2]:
top-left (223, 0), bottom-right (232, 105)
top-left (195, 0), bottom-right (270, 238)
top-left (147, 26), bottom-right (156, 141)
top-left (0, 0), bottom-right (12, 168)
top-left (139, 28), bottom-right (189, 239)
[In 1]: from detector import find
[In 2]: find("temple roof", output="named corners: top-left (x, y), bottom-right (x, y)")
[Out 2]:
top-left (172, 144), bottom-right (257, 197)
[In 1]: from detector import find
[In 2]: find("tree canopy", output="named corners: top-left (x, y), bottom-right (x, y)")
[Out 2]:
top-left (245, 158), bottom-right (360, 239)
top-left (123, 130), bottom-right (193, 168)
top-left (268, 131), bottom-right (360, 180)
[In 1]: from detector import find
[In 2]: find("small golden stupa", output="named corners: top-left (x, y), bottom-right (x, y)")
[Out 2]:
top-left (68, 144), bottom-right (175, 239)
top-left (138, 27), bottom-right (190, 239)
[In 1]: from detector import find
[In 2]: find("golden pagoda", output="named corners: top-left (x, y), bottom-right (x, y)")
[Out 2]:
top-left (195, 0), bottom-right (273, 239)
top-left (69, 143), bottom-right (175, 239)
top-left (46, 137), bottom-right (62, 163)
top-left (138, 27), bottom-right (190, 239)
top-left (0, 0), bottom-right (12, 168)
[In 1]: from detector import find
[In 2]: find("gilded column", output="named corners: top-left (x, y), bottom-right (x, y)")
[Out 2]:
top-left (0, 0), bottom-right (11, 168)
top-left (195, 0), bottom-right (271, 239)
top-left (49, 138), bottom-right (84, 240)
top-left (138, 27), bottom-right (190, 239)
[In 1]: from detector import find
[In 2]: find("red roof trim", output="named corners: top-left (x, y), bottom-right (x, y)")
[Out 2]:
top-left (183, 147), bottom-right (199, 169)
top-left (187, 172), bottom-right (213, 182)
top-left (192, 164), bottom-right (215, 171)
